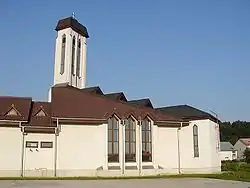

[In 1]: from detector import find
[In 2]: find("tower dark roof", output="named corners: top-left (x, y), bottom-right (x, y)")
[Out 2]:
top-left (55, 17), bottom-right (89, 38)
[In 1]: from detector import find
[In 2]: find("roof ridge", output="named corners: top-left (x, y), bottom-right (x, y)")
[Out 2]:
top-left (128, 98), bottom-right (151, 102)
top-left (33, 101), bottom-right (50, 103)
top-left (105, 92), bottom-right (124, 95)
top-left (0, 96), bottom-right (32, 100)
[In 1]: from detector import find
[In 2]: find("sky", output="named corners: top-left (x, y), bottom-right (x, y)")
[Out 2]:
top-left (0, 0), bottom-right (249, 122)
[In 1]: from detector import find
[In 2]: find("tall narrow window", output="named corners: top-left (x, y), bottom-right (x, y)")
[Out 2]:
top-left (193, 125), bottom-right (199, 157)
top-left (108, 116), bottom-right (119, 162)
top-left (142, 118), bottom-right (152, 162)
top-left (71, 36), bottom-right (76, 75)
top-left (76, 39), bottom-right (81, 77)
top-left (125, 116), bottom-right (136, 162)
top-left (60, 35), bottom-right (66, 75)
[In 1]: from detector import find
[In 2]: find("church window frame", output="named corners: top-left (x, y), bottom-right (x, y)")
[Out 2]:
top-left (108, 115), bottom-right (119, 163)
top-left (125, 116), bottom-right (136, 162)
top-left (193, 124), bottom-right (199, 158)
top-left (141, 118), bottom-right (152, 162)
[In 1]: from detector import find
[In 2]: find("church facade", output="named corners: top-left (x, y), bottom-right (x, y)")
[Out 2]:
top-left (0, 16), bottom-right (221, 177)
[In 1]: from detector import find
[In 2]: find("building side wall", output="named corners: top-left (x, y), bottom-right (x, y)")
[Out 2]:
top-left (0, 127), bottom-right (22, 177)
top-left (234, 140), bottom-right (246, 159)
top-left (154, 126), bottom-right (179, 174)
top-left (0, 119), bottom-right (222, 177)
top-left (179, 120), bottom-right (221, 173)
top-left (208, 120), bottom-right (221, 170)
top-left (219, 151), bottom-right (236, 161)
top-left (23, 133), bottom-right (55, 177)
top-left (56, 124), bottom-right (106, 177)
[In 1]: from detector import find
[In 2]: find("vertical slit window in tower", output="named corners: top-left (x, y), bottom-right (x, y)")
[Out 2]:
top-left (76, 39), bottom-right (81, 77)
top-left (60, 35), bottom-right (66, 75)
top-left (71, 36), bottom-right (76, 75)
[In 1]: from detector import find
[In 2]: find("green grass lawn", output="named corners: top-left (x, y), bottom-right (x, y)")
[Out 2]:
top-left (0, 171), bottom-right (249, 182)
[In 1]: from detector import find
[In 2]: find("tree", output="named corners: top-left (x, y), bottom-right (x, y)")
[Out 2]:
top-left (220, 121), bottom-right (250, 145)
top-left (244, 149), bottom-right (250, 164)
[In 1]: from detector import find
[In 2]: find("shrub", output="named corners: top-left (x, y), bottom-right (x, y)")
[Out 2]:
top-left (244, 149), bottom-right (250, 164)
top-left (221, 160), bottom-right (250, 172)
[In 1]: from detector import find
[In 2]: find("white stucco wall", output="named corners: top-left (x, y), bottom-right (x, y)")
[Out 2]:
top-left (179, 120), bottom-right (221, 173)
top-left (23, 133), bottom-right (55, 177)
top-left (0, 118), bottom-right (221, 177)
top-left (0, 127), bottom-right (22, 177)
top-left (154, 126), bottom-right (179, 174)
top-left (56, 123), bottom-right (106, 177)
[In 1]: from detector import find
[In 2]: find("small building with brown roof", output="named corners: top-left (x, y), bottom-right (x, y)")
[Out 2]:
top-left (0, 16), bottom-right (221, 177)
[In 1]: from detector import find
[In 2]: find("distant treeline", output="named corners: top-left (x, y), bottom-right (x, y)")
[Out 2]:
top-left (220, 121), bottom-right (250, 145)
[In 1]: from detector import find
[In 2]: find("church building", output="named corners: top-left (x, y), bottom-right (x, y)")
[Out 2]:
top-left (0, 16), bottom-right (221, 177)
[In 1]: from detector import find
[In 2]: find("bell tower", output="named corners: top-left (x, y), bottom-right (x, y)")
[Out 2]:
top-left (53, 15), bottom-right (89, 89)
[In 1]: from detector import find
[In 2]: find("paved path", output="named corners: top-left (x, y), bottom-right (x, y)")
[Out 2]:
top-left (0, 178), bottom-right (249, 188)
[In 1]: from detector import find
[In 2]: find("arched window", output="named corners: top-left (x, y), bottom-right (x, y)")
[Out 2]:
top-left (71, 36), bottom-right (76, 75)
top-left (60, 35), bottom-right (66, 75)
top-left (125, 116), bottom-right (136, 162)
top-left (141, 118), bottom-right (152, 162)
top-left (193, 125), bottom-right (199, 157)
top-left (76, 39), bottom-right (81, 77)
top-left (108, 116), bottom-right (119, 162)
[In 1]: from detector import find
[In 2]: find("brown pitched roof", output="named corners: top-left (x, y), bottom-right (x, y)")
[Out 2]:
top-left (81, 86), bottom-right (104, 95)
top-left (51, 85), bottom-right (184, 125)
top-left (127, 98), bottom-right (153, 108)
top-left (0, 96), bottom-right (32, 121)
top-left (239, 138), bottom-right (250, 146)
top-left (156, 105), bottom-right (220, 123)
top-left (0, 86), bottom-right (188, 128)
top-left (104, 92), bottom-right (127, 102)
top-left (27, 101), bottom-right (54, 127)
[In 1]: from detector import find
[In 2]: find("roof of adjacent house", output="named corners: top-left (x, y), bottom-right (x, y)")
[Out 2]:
top-left (220, 142), bottom-right (236, 151)
top-left (55, 17), bottom-right (89, 38)
top-left (239, 138), bottom-right (250, 146)
top-left (155, 105), bottom-right (218, 122)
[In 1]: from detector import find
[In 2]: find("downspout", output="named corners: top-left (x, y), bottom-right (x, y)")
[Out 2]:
top-left (121, 119), bottom-right (125, 175)
top-left (20, 122), bottom-right (25, 177)
top-left (138, 119), bottom-right (142, 176)
top-left (177, 122), bottom-right (183, 174)
top-left (54, 118), bottom-right (59, 177)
